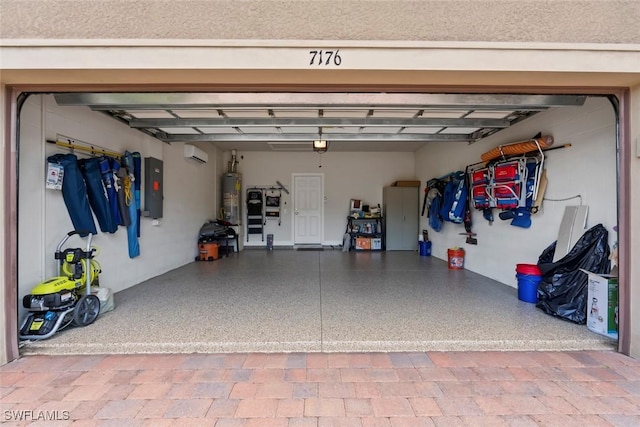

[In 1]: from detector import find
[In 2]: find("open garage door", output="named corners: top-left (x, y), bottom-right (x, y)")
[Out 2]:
top-left (9, 89), bottom-right (625, 359)
top-left (53, 92), bottom-right (586, 149)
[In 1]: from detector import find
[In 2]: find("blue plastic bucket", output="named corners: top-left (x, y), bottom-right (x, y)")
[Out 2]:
top-left (516, 273), bottom-right (541, 303)
top-left (419, 241), bottom-right (432, 256)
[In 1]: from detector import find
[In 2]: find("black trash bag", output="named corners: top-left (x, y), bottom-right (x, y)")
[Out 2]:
top-left (535, 223), bottom-right (611, 324)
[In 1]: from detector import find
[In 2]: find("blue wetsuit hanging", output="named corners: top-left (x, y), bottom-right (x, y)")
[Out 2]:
top-left (79, 157), bottom-right (117, 233)
top-left (132, 152), bottom-right (142, 238)
top-left (47, 153), bottom-right (97, 237)
top-left (123, 151), bottom-right (140, 258)
top-left (99, 157), bottom-right (121, 226)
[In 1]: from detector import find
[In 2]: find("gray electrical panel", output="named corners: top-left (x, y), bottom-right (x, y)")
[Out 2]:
top-left (144, 157), bottom-right (163, 218)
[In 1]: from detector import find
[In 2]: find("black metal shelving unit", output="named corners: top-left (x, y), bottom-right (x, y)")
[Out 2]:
top-left (346, 216), bottom-right (384, 251)
top-left (246, 188), bottom-right (264, 241)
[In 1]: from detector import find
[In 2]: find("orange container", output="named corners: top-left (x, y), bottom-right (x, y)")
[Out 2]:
top-left (447, 248), bottom-right (465, 270)
top-left (355, 237), bottom-right (371, 250)
top-left (198, 242), bottom-right (219, 261)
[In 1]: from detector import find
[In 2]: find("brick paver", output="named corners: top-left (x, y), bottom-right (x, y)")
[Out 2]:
top-left (344, 398), bottom-right (374, 417)
top-left (235, 398), bottom-right (279, 417)
top-left (128, 382), bottom-right (171, 400)
top-left (102, 383), bottom-right (137, 400)
top-left (163, 398), bottom-right (213, 418)
top-left (275, 398), bottom-right (305, 417)
top-left (255, 381), bottom-right (294, 399)
top-left (94, 399), bottom-right (146, 419)
top-left (305, 398), bottom-right (346, 417)
top-left (206, 398), bottom-right (240, 418)
top-left (1, 351), bottom-right (639, 425)
top-left (135, 399), bottom-right (171, 419)
top-left (371, 398), bottom-right (415, 417)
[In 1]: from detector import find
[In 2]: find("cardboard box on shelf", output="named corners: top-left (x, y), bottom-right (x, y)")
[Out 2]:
top-left (371, 238), bottom-right (382, 250)
top-left (355, 237), bottom-right (371, 250)
top-left (580, 269), bottom-right (619, 339)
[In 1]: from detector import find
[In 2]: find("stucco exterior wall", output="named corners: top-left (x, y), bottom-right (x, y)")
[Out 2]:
top-left (0, 85), bottom-right (7, 365)
top-left (1, 0), bottom-right (639, 44)
top-left (630, 85), bottom-right (640, 359)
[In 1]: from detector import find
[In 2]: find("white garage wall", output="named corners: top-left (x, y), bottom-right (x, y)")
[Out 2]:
top-left (227, 151), bottom-right (416, 246)
top-left (415, 97), bottom-right (618, 287)
top-left (17, 95), bottom-right (219, 322)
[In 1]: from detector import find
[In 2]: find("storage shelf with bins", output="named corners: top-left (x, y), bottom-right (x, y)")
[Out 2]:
top-left (346, 216), bottom-right (384, 251)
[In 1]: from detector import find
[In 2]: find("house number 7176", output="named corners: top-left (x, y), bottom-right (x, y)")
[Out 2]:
top-left (308, 50), bottom-right (342, 66)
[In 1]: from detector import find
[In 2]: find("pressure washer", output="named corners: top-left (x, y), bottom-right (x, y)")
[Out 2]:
top-left (19, 231), bottom-right (101, 340)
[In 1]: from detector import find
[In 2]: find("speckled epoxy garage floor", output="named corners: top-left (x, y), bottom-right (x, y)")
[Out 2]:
top-left (19, 250), bottom-right (617, 355)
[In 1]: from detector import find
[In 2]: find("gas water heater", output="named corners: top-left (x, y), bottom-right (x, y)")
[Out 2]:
top-left (222, 150), bottom-right (241, 225)
top-left (222, 173), bottom-right (241, 225)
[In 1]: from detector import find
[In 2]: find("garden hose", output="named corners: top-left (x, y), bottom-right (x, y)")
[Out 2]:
top-left (123, 176), bottom-right (133, 206)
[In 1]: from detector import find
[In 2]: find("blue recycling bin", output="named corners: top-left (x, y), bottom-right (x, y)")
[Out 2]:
top-left (419, 241), bottom-right (432, 256)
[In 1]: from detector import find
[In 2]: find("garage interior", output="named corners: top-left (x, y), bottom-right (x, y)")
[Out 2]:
top-left (16, 91), bottom-right (620, 355)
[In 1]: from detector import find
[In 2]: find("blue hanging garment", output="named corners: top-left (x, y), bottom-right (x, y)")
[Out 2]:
top-left (47, 153), bottom-right (97, 237)
top-left (439, 178), bottom-right (457, 220)
top-left (429, 193), bottom-right (443, 232)
top-left (132, 152), bottom-right (142, 238)
top-left (112, 159), bottom-right (131, 227)
top-left (99, 157), bottom-right (121, 226)
top-left (80, 157), bottom-right (117, 233)
top-left (123, 151), bottom-right (140, 258)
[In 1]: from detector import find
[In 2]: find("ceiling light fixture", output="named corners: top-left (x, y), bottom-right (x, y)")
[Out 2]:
top-left (313, 130), bottom-right (327, 169)
top-left (313, 139), bottom-right (328, 153)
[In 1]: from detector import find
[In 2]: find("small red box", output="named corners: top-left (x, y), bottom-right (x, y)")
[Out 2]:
top-left (494, 182), bottom-right (520, 198)
top-left (472, 185), bottom-right (487, 198)
top-left (472, 185), bottom-right (490, 209)
top-left (471, 169), bottom-right (489, 185)
top-left (494, 162), bottom-right (520, 182)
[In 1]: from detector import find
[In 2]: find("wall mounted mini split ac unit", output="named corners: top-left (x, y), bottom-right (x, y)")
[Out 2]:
top-left (184, 144), bottom-right (208, 163)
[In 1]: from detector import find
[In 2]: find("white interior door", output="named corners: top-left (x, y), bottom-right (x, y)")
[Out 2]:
top-left (293, 174), bottom-right (323, 245)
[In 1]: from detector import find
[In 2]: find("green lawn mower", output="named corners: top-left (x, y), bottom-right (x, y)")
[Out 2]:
top-left (19, 231), bottom-right (101, 340)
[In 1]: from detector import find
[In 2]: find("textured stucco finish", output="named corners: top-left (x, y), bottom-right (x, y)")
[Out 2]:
top-left (0, 86), bottom-right (6, 365)
top-left (1, 0), bottom-right (639, 43)
top-left (631, 85), bottom-right (640, 359)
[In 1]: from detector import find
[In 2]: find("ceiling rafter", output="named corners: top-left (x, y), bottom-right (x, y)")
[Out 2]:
top-left (156, 133), bottom-right (475, 143)
top-left (54, 93), bottom-right (586, 150)
top-left (127, 117), bottom-right (510, 128)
